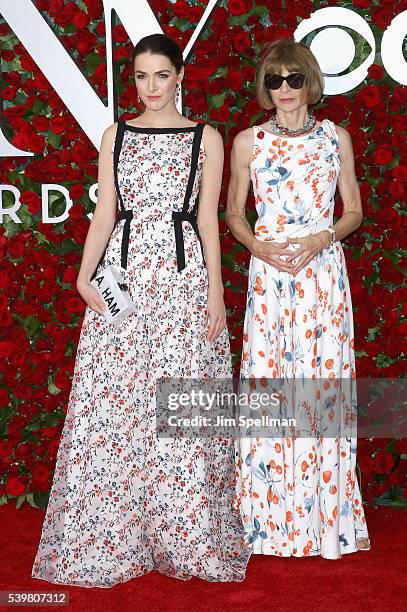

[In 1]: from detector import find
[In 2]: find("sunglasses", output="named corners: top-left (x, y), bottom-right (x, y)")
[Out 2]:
top-left (264, 72), bottom-right (306, 90)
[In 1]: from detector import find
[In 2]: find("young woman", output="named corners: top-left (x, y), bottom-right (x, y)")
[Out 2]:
top-left (32, 33), bottom-right (250, 587)
top-left (226, 39), bottom-right (371, 559)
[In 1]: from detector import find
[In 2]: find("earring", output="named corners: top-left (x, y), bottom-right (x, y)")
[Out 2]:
top-left (137, 93), bottom-right (140, 104)
top-left (175, 83), bottom-right (181, 104)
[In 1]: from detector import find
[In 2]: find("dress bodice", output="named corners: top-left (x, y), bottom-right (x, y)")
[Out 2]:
top-left (115, 124), bottom-right (206, 223)
top-left (250, 119), bottom-right (341, 241)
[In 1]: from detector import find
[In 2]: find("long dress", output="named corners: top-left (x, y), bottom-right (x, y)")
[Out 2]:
top-left (31, 120), bottom-right (251, 587)
top-left (234, 119), bottom-right (370, 559)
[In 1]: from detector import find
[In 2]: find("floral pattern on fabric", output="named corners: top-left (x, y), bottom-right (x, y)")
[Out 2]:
top-left (31, 125), bottom-right (251, 587)
top-left (234, 120), bottom-right (370, 559)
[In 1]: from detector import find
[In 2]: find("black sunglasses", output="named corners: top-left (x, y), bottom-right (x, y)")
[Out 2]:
top-left (264, 72), bottom-right (306, 90)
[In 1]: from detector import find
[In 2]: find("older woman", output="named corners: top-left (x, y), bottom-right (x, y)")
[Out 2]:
top-left (226, 39), bottom-right (371, 559)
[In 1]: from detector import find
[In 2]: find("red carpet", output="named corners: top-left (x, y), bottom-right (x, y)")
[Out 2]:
top-left (0, 504), bottom-right (405, 611)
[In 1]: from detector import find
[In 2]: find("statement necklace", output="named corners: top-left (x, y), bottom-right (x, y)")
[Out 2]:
top-left (269, 113), bottom-right (317, 137)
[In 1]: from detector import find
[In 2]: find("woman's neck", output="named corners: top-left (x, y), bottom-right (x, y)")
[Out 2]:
top-left (275, 107), bottom-right (309, 130)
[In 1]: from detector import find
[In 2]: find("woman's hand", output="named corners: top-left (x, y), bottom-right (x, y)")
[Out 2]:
top-left (251, 238), bottom-right (295, 273)
top-left (76, 279), bottom-right (106, 315)
top-left (285, 231), bottom-right (331, 275)
top-left (206, 288), bottom-right (227, 344)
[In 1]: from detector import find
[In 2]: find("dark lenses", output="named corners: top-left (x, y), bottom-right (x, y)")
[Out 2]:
top-left (264, 72), bottom-right (306, 90)
top-left (287, 73), bottom-right (306, 89)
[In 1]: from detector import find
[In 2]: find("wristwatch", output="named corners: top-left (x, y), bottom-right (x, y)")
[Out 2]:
top-left (325, 227), bottom-right (336, 246)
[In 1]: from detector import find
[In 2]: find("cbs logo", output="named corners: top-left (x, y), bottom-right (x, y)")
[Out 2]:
top-left (294, 8), bottom-right (407, 94)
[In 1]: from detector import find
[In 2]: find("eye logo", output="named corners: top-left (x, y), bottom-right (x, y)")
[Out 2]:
top-left (294, 8), bottom-right (377, 95)
top-left (381, 11), bottom-right (407, 86)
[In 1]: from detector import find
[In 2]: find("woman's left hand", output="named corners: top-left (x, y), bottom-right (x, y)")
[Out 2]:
top-left (206, 289), bottom-right (227, 344)
top-left (285, 231), bottom-right (331, 275)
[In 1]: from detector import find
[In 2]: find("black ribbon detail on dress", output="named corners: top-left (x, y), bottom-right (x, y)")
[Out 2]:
top-left (172, 210), bottom-right (205, 273)
top-left (172, 122), bottom-right (206, 272)
top-left (117, 209), bottom-right (133, 270)
top-left (92, 121), bottom-right (206, 282)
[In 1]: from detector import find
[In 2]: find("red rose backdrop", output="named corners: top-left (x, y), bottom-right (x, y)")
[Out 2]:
top-left (0, 0), bottom-right (406, 509)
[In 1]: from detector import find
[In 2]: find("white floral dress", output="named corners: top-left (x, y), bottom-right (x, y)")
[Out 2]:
top-left (31, 121), bottom-right (250, 587)
top-left (234, 120), bottom-right (370, 559)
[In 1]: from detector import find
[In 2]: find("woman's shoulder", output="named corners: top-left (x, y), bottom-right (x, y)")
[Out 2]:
top-left (232, 126), bottom-right (255, 149)
top-left (322, 119), bottom-right (352, 145)
top-left (200, 123), bottom-right (223, 149)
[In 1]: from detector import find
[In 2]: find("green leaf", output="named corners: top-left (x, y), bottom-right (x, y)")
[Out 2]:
top-left (85, 52), bottom-right (104, 68)
top-left (33, 491), bottom-right (50, 510)
top-left (251, 5), bottom-right (269, 16)
top-left (32, 98), bottom-right (44, 114)
top-left (16, 494), bottom-right (25, 509)
top-left (48, 380), bottom-right (61, 395)
top-left (22, 315), bottom-right (42, 338)
top-left (209, 92), bottom-right (227, 109)
top-left (48, 130), bottom-right (61, 150)
top-left (25, 492), bottom-right (38, 508)
top-left (228, 14), bottom-right (250, 27)
top-left (209, 66), bottom-right (228, 80)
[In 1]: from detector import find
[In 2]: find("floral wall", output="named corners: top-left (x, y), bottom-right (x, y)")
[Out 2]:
top-left (0, 0), bottom-right (405, 510)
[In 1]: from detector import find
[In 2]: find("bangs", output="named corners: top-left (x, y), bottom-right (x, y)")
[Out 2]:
top-left (256, 39), bottom-right (324, 110)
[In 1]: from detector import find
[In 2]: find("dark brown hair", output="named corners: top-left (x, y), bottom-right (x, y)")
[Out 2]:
top-left (131, 34), bottom-right (184, 74)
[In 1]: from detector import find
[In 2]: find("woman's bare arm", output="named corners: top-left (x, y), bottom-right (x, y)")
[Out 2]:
top-left (196, 125), bottom-right (226, 342)
top-left (225, 129), bottom-right (294, 273)
top-left (77, 123), bottom-right (118, 286)
top-left (76, 123), bottom-right (118, 312)
top-left (333, 126), bottom-right (363, 238)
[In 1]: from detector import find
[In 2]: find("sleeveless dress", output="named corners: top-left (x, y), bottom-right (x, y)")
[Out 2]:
top-left (31, 121), bottom-right (250, 587)
top-left (234, 119), bottom-right (370, 559)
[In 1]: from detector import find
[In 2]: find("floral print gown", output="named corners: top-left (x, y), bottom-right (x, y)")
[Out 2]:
top-left (234, 119), bottom-right (370, 559)
top-left (31, 121), bottom-right (250, 587)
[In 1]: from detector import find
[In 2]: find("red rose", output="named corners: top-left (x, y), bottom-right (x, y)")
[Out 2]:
top-left (374, 146), bottom-right (393, 166)
top-left (5, 476), bottom-right (26, 497)
top-left (32, 464), bottom-right (51, 483)
top-left (371, 7), bottom-right (393, 29)
top-left (113, 24), bottom-right (128, 43)
top-left (2, 50), bottom-right (14, 61)
top-left (0, 440), bottom-right (13, 457)
top-left (233, 32), bottom-right (251, 53)
top-left (32, 115), bottom-right (49, 132)
top-left (68, 203), bottom-right (84, 221)
top-left (229, 0), bottom-right (247, 16)
top-left (388, 181), bottom-right (405, 200)
top-left (1, 86), bottom-right (16, 101)
top-left (353, 0), bottom-right (372, 7)
top-left (65, 297), bottom-right (85, 314)
top-left (368, 64), bottom-right (384, 80)
top-left (72, 11), bottom-right (90, 29)
top-left (19, 190), bottom-right (41, 215)
top-left (0, 388), bottom-right (10, 408)
top-left (62, 268), bottom-right (78, 284)
top-left (355, 85), bottom-right (381, 108)
top-left (69, 184), bottom-right (85, 200)
top-left (172, 0), bottom-right (189, 17)
top-left (392, 164), bottom-right (407, 182)
top-left (49, 116), bottom-right (66, 135)
top-left (7, 238), bottom-right (25, 259)
top-left (373, 450), bottom-right (396, 473)
top-left (209, 105), bottom-right (231, 122)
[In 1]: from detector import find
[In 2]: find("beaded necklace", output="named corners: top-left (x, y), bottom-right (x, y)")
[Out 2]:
top-left (269, 113), bottom-right (317, 137)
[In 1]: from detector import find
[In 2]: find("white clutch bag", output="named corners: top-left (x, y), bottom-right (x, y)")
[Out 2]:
top-left (90, 264), bottom-right (136, 325)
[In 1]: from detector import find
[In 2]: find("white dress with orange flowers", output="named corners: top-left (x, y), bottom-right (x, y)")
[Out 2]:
top-left (234, 119), bottom-right (370, 559)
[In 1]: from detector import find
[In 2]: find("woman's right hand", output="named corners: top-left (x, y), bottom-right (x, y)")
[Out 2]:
top-left (251, 238), bottom-right (295, 273)
top-left (76, 279), bottom-right (106, 315)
